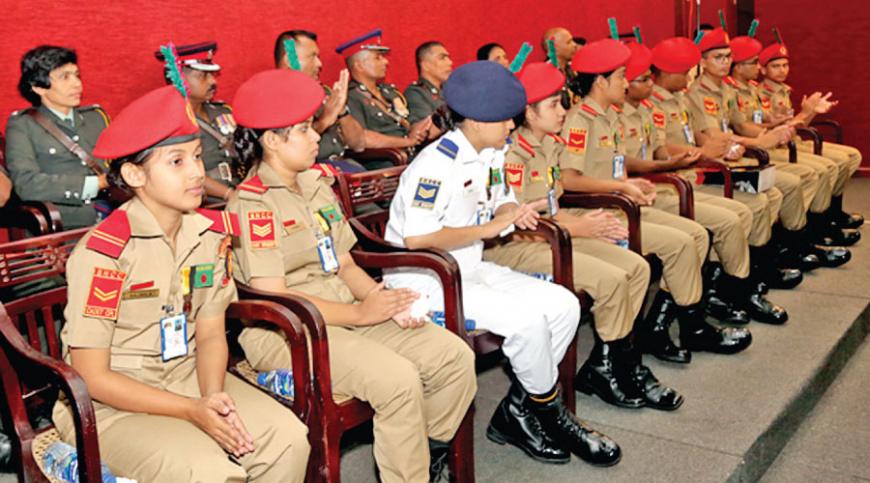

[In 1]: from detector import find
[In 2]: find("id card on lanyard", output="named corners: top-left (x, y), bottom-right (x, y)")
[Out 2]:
top-left (160, 267), bottom-right (195, 361)
top-left (546, 166), bottom-right (560, 216)
top-left (681, 111), bottom-right (695, 145)
top-left (312, 212), bottom-right (340, 273)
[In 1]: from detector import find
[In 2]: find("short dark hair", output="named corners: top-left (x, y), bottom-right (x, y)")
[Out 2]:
top-left (273, 30), bottom-right (318, 67)
top-left (18, 45), bottom-right (78, 106)
top-left (415, 41), bottom-right (442, 74)
top-left (476, 43), bottom-right (503, 61)
top-left (568, 71), bottom-right (615, 98)
top-left (573, 36), bottom-right (587, 46)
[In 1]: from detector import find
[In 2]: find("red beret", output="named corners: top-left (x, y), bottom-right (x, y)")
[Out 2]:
top-left (759, 43), bottom-right (789, 66)
top-left (519, 62), bottom-right (566, 104)
top-left (625, 43), bottom-right (653, 82)
top-left (232, 69), bottom-right (325, 129)
top-left (571, 39), bottom-right (630, 74)
top-left (652, 37), bottom-right (701, 73)
top-left (93, 86), bottom-right (199, 160)
top-left (698, 27), bottom-right (731, 53)
top-left (730, 36), bottom-right (763, 63)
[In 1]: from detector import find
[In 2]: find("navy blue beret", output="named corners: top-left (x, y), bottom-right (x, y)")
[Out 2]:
top-left (443, 61), bottom-right (527, 122)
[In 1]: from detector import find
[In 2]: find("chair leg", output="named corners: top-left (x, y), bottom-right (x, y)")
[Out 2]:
top-left (558, 336), bottom-right (578, 412)
top-left (448, 404), bottom-right (475, 483)
top-left (310, 421), bottom-right (344, 483)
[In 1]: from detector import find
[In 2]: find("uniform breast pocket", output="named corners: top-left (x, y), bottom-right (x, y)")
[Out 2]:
top-left (281, 227), bottom-right (320, 273)
top-left (36, 140), bottom-right (72, 168)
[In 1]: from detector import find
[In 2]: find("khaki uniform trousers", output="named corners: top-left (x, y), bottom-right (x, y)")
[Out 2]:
top-left (484, 235), bottom-right (651, 342)
top-left (797, 140), bottom-right (862, 196)
top-left (769, 147), bottom-right (836, 213)
top-left (654, 186), bottom-right (752, 279)
top-left (697, 185), bottom-right (782, 246)
top-left (54, 371), bottom-right (310, 483)
top-left (771, 170), bottom-right (807, 231)
top-left (240, 321), bottom-right (476, 483)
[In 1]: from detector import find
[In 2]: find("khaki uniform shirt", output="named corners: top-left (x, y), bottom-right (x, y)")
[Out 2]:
top-left (504, 126), bottom-right (565, 210)
top-left (558, 98), bottom-right (626, 181)
top-left (228, 162), bottom-right (358, 305)
top-left (618, 100), bottom-right (665, 161)
top-left (732, 78), bottom-right (767, 125)
top-left (757, 79), bottom-right (792, 115)
top-left (686, 75), bottom-right (746, 135)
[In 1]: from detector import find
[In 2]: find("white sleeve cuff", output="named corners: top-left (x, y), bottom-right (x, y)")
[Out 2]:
top-left (82, 175), bottom-right (100, 201)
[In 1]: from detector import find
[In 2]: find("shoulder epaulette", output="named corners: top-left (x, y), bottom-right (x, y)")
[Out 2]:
top-left (237, 175), bottom-right (268, 195)
top-left (208, 100), bottom-right (232, 110)
top-left (436, 138), bottom-right (459, 159)
top-left (80, 105), bottom-right (111, 127)
top-left (748, 79), bottom-right (759, 87)
top-left (547, 133), bottom-right (567, 145)
top-left (723, 76), bottom-right (737, 86)
top-left (651, 91), bottom-right (666, 101)
top-left (311, 163), bottom-right (340, 178)
top-left (640, 99), bottom-right (654, 109)
top-left (196, 208), bottom-right (240, 236)
top-left (516, 134), bottom-right (536, 157)
top-left (86, 209), bottom-right (131, 259)
top-left (580, 104), bottom-right (600, 117)
top-left (610, 104), bottom-right (623, 114)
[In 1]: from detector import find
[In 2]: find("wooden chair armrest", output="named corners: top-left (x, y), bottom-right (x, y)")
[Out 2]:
top-left (350, 148), bottom-right (410, 166)
top-left (508, 218), bottom-right (574, 291)
top-left (742, 146), bottom-right (770, 166)
top-left (0, 204), bottom-right (50, 236)
top-left (795, 127), bottom-right (823, 155)
top-left (810, 118), bottom-right (843, 144)
top-left (695, 157), bottom-right (734, 198)
top-left (642, 173), bottom-right (695, 219)
top-left (559, 191), bottom-right (643, 253)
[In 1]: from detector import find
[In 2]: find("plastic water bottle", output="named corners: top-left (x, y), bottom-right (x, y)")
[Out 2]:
top-left (257, 369), bottom-right (295, 398)
top-left (528, 272), bottom-right (554, 283)
top-left (430, 311), bottom-right (476, 331)
top-left (42, 441), bottom-right (117, 483)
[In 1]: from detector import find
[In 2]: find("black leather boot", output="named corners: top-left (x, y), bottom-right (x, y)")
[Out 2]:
top-left (624, 335), bottom-right (684, 411)
top-left (528, 387), bottom-right (622, 467)
top-left (827, 195), bottom-right (863, 229)
top-left (428, 439), bottom-right (449, 482)
top-left (575, 336), bottom-right (645, 409)
top-left (809, 213), bottom-right (861, 246)
top-left (750, 244), bottom-right (806, 287)
top-left (638, 291), bottom-right (691, 363)
top-left (678, 303), bottom-right (752, 354)
top-left (0, 431), bottom-right (10, 473)
top-left (736, 276), bottom-right (788, 325)
top-left (487, 383), bottom-right (570, 464)
top-left (788, 226), bottom-right (851, 268)
top-left (704, 264), bottom-right (751, 324)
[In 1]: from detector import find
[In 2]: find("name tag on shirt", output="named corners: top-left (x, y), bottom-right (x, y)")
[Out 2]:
top-left (316, 235), bottom-right (340, 273)
top-left (160, 313), bottom-right (188, 361)
top-left (612, 154), bottom-right (626, 179)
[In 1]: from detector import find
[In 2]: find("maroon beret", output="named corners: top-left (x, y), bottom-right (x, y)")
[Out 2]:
top-left (519, 62), bottom-right (566, 104)
top-left (652, 37), bottom-right (701, 73)
top-left (571, 39), bottom-right (630, 74)
top-left (232, 69), bottom-right (325, 129)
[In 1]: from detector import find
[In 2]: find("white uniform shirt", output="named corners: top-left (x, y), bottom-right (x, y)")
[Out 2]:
top-left (385, 129), bottom-right (517, 291)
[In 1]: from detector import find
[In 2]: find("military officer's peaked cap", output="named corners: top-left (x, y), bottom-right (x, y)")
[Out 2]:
top-left (233, 69), bottom-right (325, 129)
top-left (335, 29), bottom-right (390, 58)
top-left (571, 38), bottom-right (630, 74)
top-left (518, 62), bottom-right (565, 104)
top-left (93, 86), bottom-right (199, 160)
top-left (625, 42), bottom-right (653, 82)
top-left (697, 27), bottom-right (730, 53)
top-left (443, 61), bottom-right (526, 122)
top-left (154, 41), bottom-right (220, 71)
top-left (730, 36), bottom-right (763, 63)
top-left (651, 37), bottom-right (701, 73)
top-left (759, 43), bottom-right (789, 66)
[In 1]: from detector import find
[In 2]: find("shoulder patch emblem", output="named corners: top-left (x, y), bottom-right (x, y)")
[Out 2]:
top-left (652, 110), bottom-right (666, 129)
top-left (703, 97), bottom-right (719, 115)
top-left (566, 128), bottom-right (587, 154)
top-left (412, 178), bottom-right (441, 209)
top-left (505, 163), bottom-right (525, 191)
top-left (84, 267), bottom-right (126, 320)
top-left (247, 211), bottom-right (277, 249)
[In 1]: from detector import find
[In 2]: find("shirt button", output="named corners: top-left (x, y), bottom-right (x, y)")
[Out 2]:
top-left (72, 135), bottom-right (80, 142)
top-left (49, 147), bottom-right (57, 154)
top-left (376, 112), bottom-right (383, 117)
top-left (64, 190), bottom-right (71, 199)
top-left (81, 161), bottom-right (87, 166)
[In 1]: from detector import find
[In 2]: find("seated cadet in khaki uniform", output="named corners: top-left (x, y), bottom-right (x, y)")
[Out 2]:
top-left (54, 85), bottom-right (309, 482)
top-left (757, 36), bottom-right (864, 232)
top-left (619, 39), bottom-right (788, 325)
top-left (560, 38), bottom-right (752, 362)
top-left (156, 42), bottom-right (240, 203)
top-left (484, 61), bottom-right (683, 411)
top-left (275, 29), bottom-right (367, 173)
top-left (385, 61), bottom-right (620, 467)
top-left (405, 41), bottom-right (450, 132)
top-left (647, 37), bottom-right (824, 285)
top-left (339, 29), bottom-right (433, 170)
top-left (688, 29), bottom-right (853, 269)
top-left (6, 45), bottom-right (110, 228)
top-left (476, 42), bottom-right (510, 68)
top-left (226, 69), bottom-right (476, 483)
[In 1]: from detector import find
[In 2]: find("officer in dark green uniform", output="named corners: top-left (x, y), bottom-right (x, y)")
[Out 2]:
top-left (405, 41), bottom-right (451, 125)
top-left (274, 29), bottom-right (367, 173)
top-left (339, 29), bottom-right (432, 169)
top-left (155, 42), bottom-right (238, 202)
top-left (5, 45), bottom-right (110, 228)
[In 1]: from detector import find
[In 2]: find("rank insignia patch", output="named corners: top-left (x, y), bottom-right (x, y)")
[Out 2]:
top-left (247, 211), bottom-right (277, 249)
top-left (567, 128), bottom-right (587, 154)
top-left (412, 178), bottom-right (441, 209)
top-left (84, 267), bottom-right (126, 320)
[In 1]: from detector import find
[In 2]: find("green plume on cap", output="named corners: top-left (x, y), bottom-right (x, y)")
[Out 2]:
top-left (748, 19), bottom-right (759, 38)
top-left (694, 30), bottom-right (706, 45)
top-left (283, 38), bottom-right (301, 71)
top-left (773, 27), bottom-right (783, 44)
top-left (633, 26), bottom-right (643, 44)
top-left (160, 43), bottom-right (189, 98)
top-left (608, 17), bottom-right (620, 40)
top-left (718, 9), bottom-right (727, 29)
top-left (546, 38), bottom-right (559, 68)
top-left (508, 42), bottom-right (533, 73)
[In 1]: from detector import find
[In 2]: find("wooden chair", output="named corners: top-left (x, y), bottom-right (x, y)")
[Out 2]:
top-left (0, 227), bottom-right (88, 303)
top-left (0, 290), bottom-right (313, 482)
top-left (333, 165), bottom-right (405, 216)
top-left (810, 118), bottom-right (843, 145)
top-left (349, 147), bottom-right (410, 169)
top-left (642, 173), bottom-right (696, 220)
top-left (238, 256), bottom-right (477, 482)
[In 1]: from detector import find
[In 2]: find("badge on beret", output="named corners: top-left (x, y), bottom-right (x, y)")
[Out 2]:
top-left (653, 111), bottom-right (666, 129)
top-left (412, 178), bottom-right (441, 209)
top-left (703, 97), bottom-right (719, 116)
top-left (505, 164), bottom-right (524, 191)
top-left (247, 211), bottom-right (277, 248)
top-left (567, 128), bottom-right (587, 154)
top-left (84, 267), bottom-right (127, 320)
